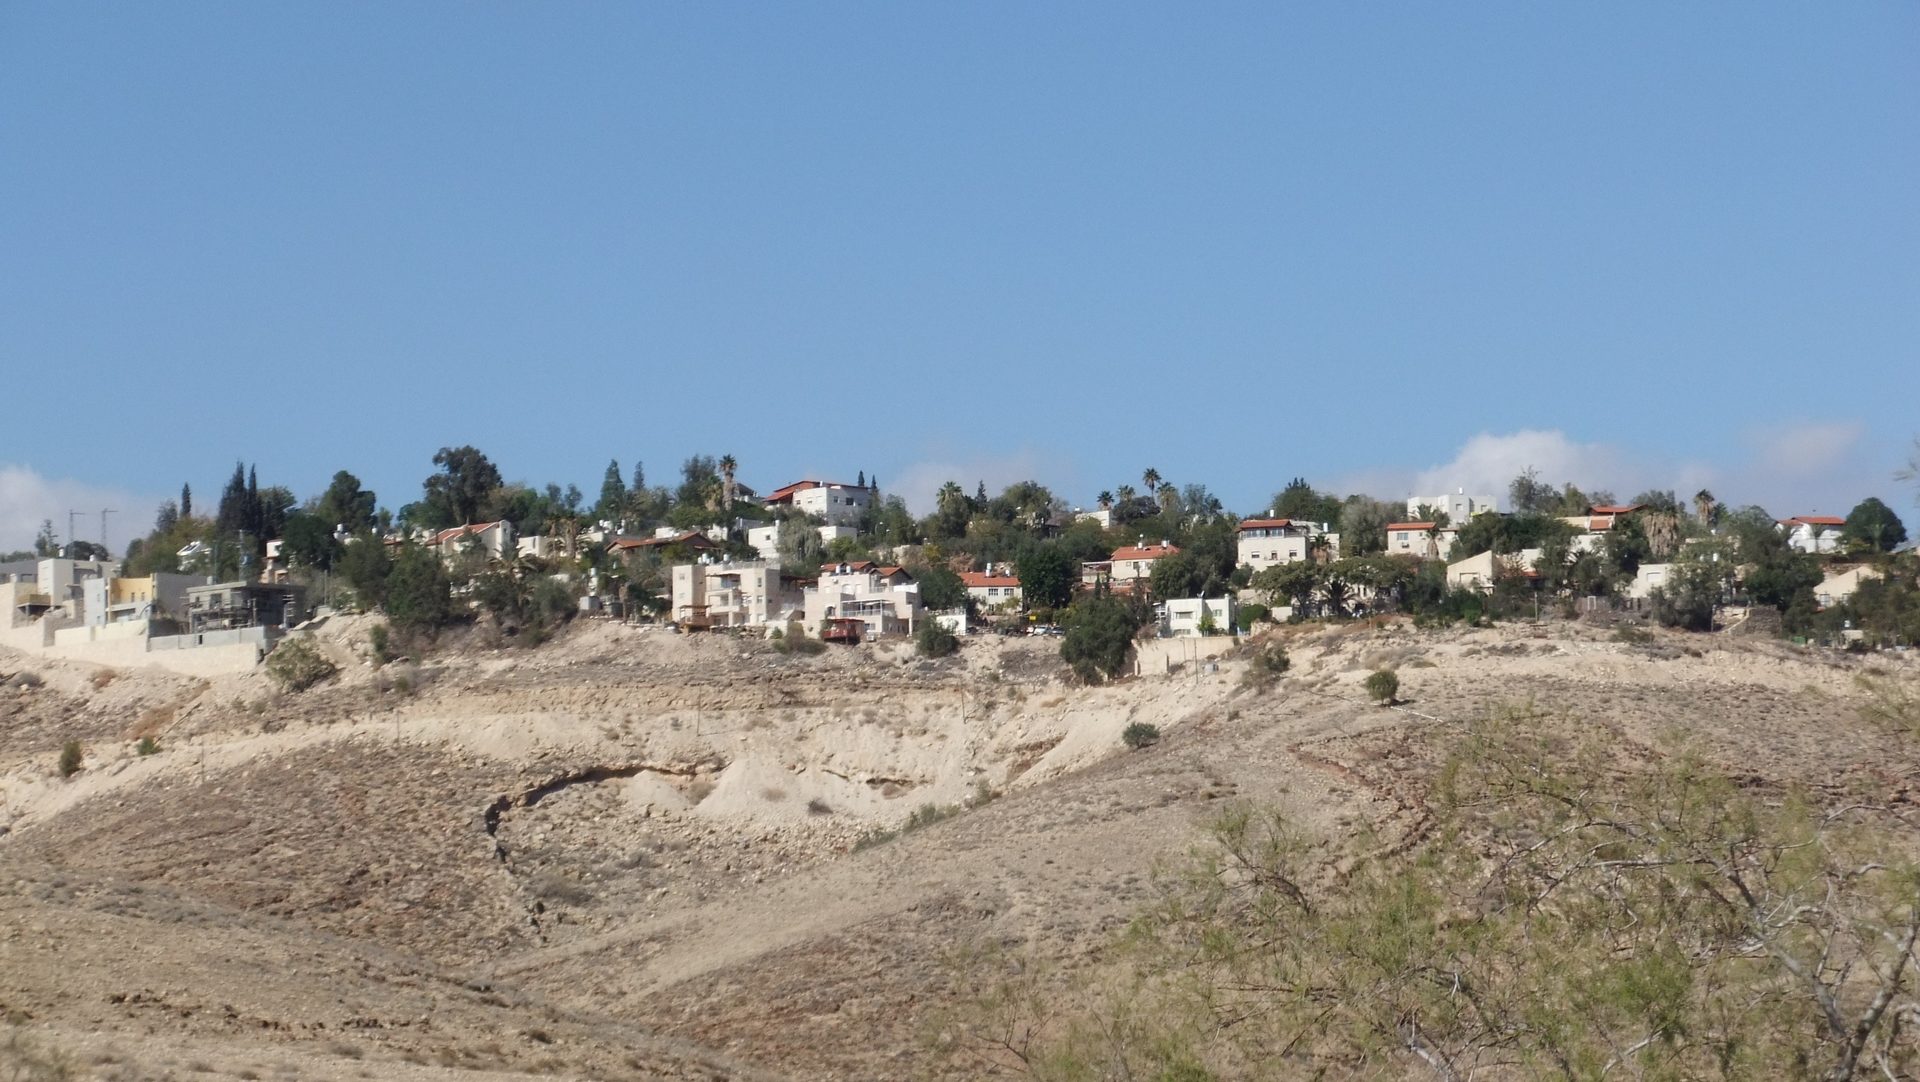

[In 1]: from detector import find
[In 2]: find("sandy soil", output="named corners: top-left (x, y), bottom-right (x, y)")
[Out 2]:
top-left (2, 615), bottom-right (1914, 1079)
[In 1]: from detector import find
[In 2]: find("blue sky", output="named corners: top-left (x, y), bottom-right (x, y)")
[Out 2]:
top-left (3, 4), bottom-right (1916, 550)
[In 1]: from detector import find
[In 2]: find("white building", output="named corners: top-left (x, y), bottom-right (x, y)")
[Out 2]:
top-left (1407, 490), bottom-right (1497, 525)
top-left (1778, 516), bottom-right (1845, 555)
top-left (1235, 520), bottom-right (1337, 573)
top-left (671, 559), bottom-right (804, 630)
top-left (765, 480), bottom-right (875, 527)
top-left (1160, 596), bottom-right (1235, 638)
top-left (804, 562), bottom-right (923, 638)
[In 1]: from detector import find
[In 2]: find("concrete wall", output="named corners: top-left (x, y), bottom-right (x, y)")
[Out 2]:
top-left (1135, 635), bottom-right (1237, 676)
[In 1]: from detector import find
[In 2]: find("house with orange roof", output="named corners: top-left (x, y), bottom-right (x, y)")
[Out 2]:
top-left (1384, 521), bottom-right (1452, 560)
top-left (961, 565), bottom-right (1022, 609)
top-left (1778, 515), bottom-right (1846, 555)
top-left (1108, 541), bottom-right (1180, 591)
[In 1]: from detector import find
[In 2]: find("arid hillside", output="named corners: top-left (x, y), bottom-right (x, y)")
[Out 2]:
top-left (2, 617), bottom-right (1914, 1080)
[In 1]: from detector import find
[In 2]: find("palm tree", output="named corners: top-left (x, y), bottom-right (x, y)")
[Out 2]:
top-left (1142, 467), bottom-right (1161, 496)
top-left (1693, 489), bottom-right (1717, 527)
top-left (719, 455), bottom-right (738, 511)
top-left (1157, 482), bottom-right (1179, 516)
top-left (1097, 491), bottom-right (1114, 511)
top-left (936, 481), bottom-right (966, 516)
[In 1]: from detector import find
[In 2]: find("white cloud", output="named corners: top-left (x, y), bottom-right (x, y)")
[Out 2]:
top-left (1748, 421), bottom-right (1865, 481)
top-left (1337, 421), bottom-right (1892, 518)
top-left (888, 450), bottom-right (1079, 516)
top-left (0, 464), bottom-right (160, 555)
top-left (1409, 429), bottom-right (1636, 504)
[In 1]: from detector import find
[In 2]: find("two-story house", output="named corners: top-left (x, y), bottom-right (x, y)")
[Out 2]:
top-left (765, 480), bottom-right (875, 527)
top-left (1236, 520), bottom-right (1338, 573)
top-left (961, 566), bottom-right (1022, 610)
top-left (1107, 542), bottom-right (1180, 592)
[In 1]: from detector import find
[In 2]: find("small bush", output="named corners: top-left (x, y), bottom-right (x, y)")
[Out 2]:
top-left (6, 671), bottom-right (43, 689)
top-left (806, 797), bottom-right (833, 816)
top-left (135, 736), bottom-right (159, 756)
top-left (774, 629), bottom-right (826, 656)
top-left (1612, 626), bottom-right (1654, 646)
top-left (368, 622), bottom-right (392, 665)
top-left (1242, 643), bottom-right (1291, 689)
top-left (58, 740), bottom-right (83, 778)
top-left (1122, 722), bottom-right (1161, 750)
top-left (265, 637), bottom-right (337, 693)
top-left (916, 621), bottom-right (959, 658)
top-left (1364, 669), bottom-right (1399, 705)
top-left (1236, 603), bottom-right (1270, 632)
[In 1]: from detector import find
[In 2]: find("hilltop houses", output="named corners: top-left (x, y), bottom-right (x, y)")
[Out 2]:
top-left (765, 480), bottom-right (876, 528)
top-left (1236, 519), bottom-right (1338, 572)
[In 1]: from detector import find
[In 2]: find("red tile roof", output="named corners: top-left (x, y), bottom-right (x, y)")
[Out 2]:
top-left (961, 572), bottom-right (1021, 588)
top-left (1111, 543), bottom-right (1179, 562)
top-left (1237, 518), bottom-right (1295, 531)
top-left (1782, 515), bottom-right (1844, 526)
top-left (1385, 522), bottom-right (1435, 531)
top-left (1589, 504), bottom-right (1644, 516)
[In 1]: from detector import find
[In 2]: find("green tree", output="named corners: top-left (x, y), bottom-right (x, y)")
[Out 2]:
top-left (383, 545), bottom-right (452, 632)
top-left (1268, 477), bottom-right (1342, 523)
top-left (1148, 550), bottom-right (1204, 602)
top-left (339, 534), bottom-right (394, 608)
top-left (915, 620), bottom-right (959, 658)
top-left (280, 512), bottom-right (342, 571)
top-left (314, 470), bottom-right (377, 532)
top-left (1059, 595), bottom-right (1138, 684)
top-left (1841, 497), bottom-right (1907, 554)
top-left (1015, 543), bottom-right (1075, 610)
top-left (33, 519), bottom-right (56, 557)
top-left (916, 564), bottom-right (967, 611)
top-left (1337, 496), bottom-right (1397, 557)
top-left (1508, 466), bottom-right (1555, 514)
top-left (418, 446), bottom-right (503, 528)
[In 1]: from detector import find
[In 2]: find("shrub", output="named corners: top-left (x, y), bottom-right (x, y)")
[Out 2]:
top-left (806, 797), bottom-right (833, 816)
top-left (1242, 643), bottom-right (1290, 689)
top-left (368, 622), bottom-right (392, 665)
top-left (58, 740), bottom-right (83, 777)
top-left (135, 736), bottom-right (159, 756)
top-left (1612, 626), bottom-right (1654, 646)
top-left (916, 621), bottom-right (959, 658)
top-left (774, 628), bottom-right (826, 656)
top-left (1364, 669), bottom-right (1399, 705)
top-left (1122, 722), bottom-right (1162, 749)
top-left (265, 637), bottom-right (338, 693)
top-left (1061, 596), bottom-right (1140, 684)
top-left (1236, 603), bottom-right (1271, 632)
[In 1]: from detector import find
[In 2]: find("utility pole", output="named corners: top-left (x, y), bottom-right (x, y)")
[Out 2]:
top-left (66, 510), bottom-right (87, 556)
top-left (100, 508), bottom-right (115, 555)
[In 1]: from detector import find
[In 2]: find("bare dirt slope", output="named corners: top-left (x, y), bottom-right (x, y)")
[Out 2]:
top-left (2, 617), bottom-right (1914, 1079)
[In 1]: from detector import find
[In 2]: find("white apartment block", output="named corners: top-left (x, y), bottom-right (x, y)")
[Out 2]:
top-left (671, 560), bottom-right (804, 630)
top-left (1406, 490), bottom-right (1496, 525)
top-left (804, 562), bottom-right (923, 638)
